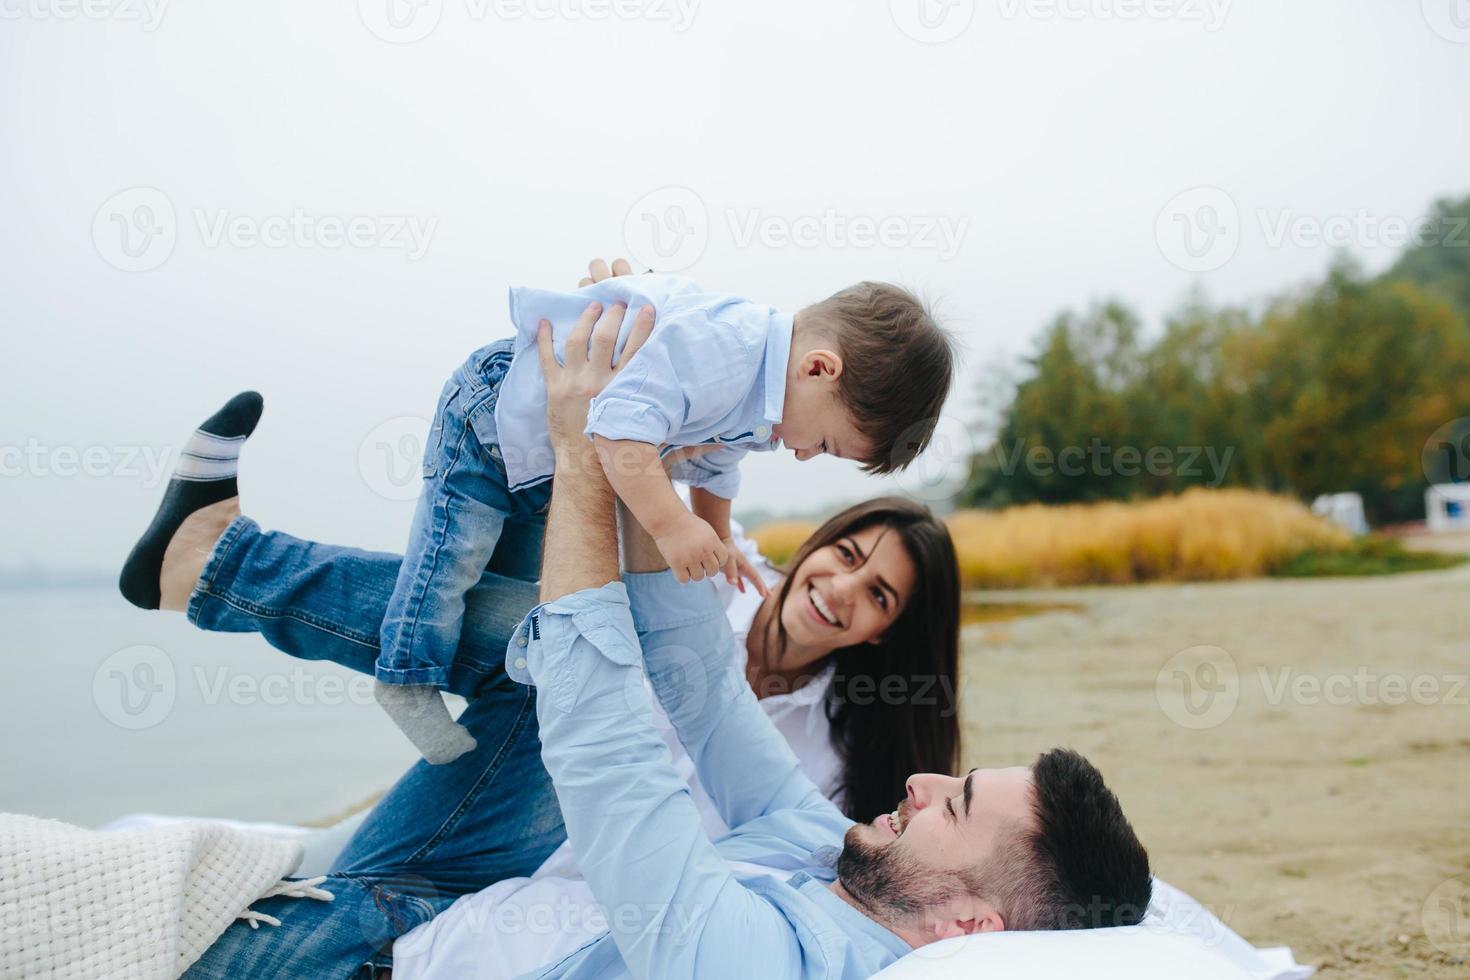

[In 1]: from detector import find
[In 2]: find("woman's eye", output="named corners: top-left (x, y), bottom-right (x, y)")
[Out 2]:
top-left (871, 587), bottom-right (888, 610)
top-left (836, 544), bottom-right (853, 563)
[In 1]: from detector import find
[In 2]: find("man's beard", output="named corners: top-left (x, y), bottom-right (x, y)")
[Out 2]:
top-left (836, 824), bottom-right (962, 922)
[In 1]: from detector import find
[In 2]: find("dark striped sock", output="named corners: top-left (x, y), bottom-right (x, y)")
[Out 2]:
top-left (119, 391), bottom-right (264, 610)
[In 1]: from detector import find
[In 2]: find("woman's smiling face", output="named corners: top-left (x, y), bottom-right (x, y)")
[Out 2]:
top-left (778, 523), bottom-right (918, 654)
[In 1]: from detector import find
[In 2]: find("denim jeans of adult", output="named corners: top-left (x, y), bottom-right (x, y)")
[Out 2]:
top-left (182, 514), bottom-right (565, 978)
top-left (378, 339), bottom-right (552, 688)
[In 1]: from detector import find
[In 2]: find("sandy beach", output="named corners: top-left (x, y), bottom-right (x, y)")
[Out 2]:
top-left (960, 544), bottom-right (1470, 978)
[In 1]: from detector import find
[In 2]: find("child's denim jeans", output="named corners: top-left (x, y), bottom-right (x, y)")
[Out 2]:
top-left (378, 339), bottom-right (552, 688)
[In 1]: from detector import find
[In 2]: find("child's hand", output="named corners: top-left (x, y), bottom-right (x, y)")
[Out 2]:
top-left (655, 513), bottom-right (730, 584)
top-left (720, 538), bottom-right (770, 597)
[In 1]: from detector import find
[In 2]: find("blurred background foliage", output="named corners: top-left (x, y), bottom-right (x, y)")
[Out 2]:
top-left (960, 194), bottom-right (1470, 526)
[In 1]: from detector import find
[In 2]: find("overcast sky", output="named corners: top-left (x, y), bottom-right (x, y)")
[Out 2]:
top-left (4, 0), bottom-right (1469, 569)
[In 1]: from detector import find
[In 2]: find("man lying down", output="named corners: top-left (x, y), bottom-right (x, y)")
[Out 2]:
top-left (388, 312), bottom-right (1154, 980)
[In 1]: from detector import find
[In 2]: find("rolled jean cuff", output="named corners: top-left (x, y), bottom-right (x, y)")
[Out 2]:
top-left (374, 663), bottom-right (450, 687)
top-left (186, 514), bottom-right (258, 628)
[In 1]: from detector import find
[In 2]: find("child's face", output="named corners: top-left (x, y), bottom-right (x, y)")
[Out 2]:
top-left (775, 348), bottom-right (873, 463)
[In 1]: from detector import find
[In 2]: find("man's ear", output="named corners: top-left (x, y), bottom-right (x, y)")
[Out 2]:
top-left (799, 348), bottom-right (844, 383)
top-left (930, 907), bottom-right (1004, 942)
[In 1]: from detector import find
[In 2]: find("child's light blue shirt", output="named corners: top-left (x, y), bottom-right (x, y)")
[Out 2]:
top-left (492, 274), bottom-right (793, 500)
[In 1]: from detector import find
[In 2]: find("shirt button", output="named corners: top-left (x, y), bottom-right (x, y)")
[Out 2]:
top-left (755, 425), bottom-right (769, 439)
top-left (516, 634), bottom-right (528, 647)
top-left (513, 657), bottom-right (527, 670)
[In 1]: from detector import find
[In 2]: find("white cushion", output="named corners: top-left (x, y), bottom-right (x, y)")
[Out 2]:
top-left (872, 928), bottom-right (1252, 980)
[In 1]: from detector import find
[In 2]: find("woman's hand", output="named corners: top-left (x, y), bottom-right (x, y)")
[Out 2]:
top-left (535, 300), bottom-right (655, 468)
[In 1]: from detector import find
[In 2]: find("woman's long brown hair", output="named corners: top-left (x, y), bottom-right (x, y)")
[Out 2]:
top-left (762, 496), bottom-right (962, 822)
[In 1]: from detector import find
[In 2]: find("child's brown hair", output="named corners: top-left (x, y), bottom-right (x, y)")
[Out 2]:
top-left (801, 282), bottom-right (954, 474)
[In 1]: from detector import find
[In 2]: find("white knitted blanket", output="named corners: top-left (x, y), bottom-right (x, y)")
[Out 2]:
top-left (0, 813), bottom-right (332, 980)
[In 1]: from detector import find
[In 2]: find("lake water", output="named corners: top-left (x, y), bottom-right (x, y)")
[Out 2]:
top-left (0, 588), bottom-right (421, 827)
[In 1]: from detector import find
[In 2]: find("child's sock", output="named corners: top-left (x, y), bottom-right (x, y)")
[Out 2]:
top-left (119, 391), bottom-right (264, 610)
top-left (373, 682), bottom-right (478, 765)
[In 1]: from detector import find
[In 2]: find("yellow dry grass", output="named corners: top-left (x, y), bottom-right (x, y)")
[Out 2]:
top-left (750, 489), bottom-right (1350, 588)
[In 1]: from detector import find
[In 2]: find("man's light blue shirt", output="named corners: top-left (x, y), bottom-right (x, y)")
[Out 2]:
top-left (503, 574), bottom-right (912, 979)
top-left (492, 274), bottom-right (792, 500)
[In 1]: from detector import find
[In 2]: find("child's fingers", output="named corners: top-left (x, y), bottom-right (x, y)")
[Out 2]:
top-left (610, 257), bottom-right (634, 277)
top-left (745, 565), bottom-right (769, 598)
top-left (588, 257), bottom-right (611, 283)
top-left (534, 320), bottom-right (558, 376)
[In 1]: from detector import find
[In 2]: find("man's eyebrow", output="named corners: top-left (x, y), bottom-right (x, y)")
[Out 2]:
top-left (963, 769), bottom-right (977, 818)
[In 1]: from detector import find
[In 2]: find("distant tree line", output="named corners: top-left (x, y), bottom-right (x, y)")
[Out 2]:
top-left (961, 194), bottom-right (1470, 525)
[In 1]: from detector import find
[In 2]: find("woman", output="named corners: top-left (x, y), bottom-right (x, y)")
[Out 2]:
top-left (157, 261), bottom-right (961, 976)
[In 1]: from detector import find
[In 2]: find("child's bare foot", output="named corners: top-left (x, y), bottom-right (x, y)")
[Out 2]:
top-left (119, 392), bottom-right (263, 610)
top-left (159, 497), bottom-right (240, 611)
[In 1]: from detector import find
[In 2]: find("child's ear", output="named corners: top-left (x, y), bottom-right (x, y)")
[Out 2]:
top-left (802, 349), bottom-right (844, 383)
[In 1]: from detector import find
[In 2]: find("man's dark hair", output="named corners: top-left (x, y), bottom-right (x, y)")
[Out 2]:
top-left (800, 282), bottom-right (954, 475)
top-left (976, 748), bottom-right (1153, 931)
